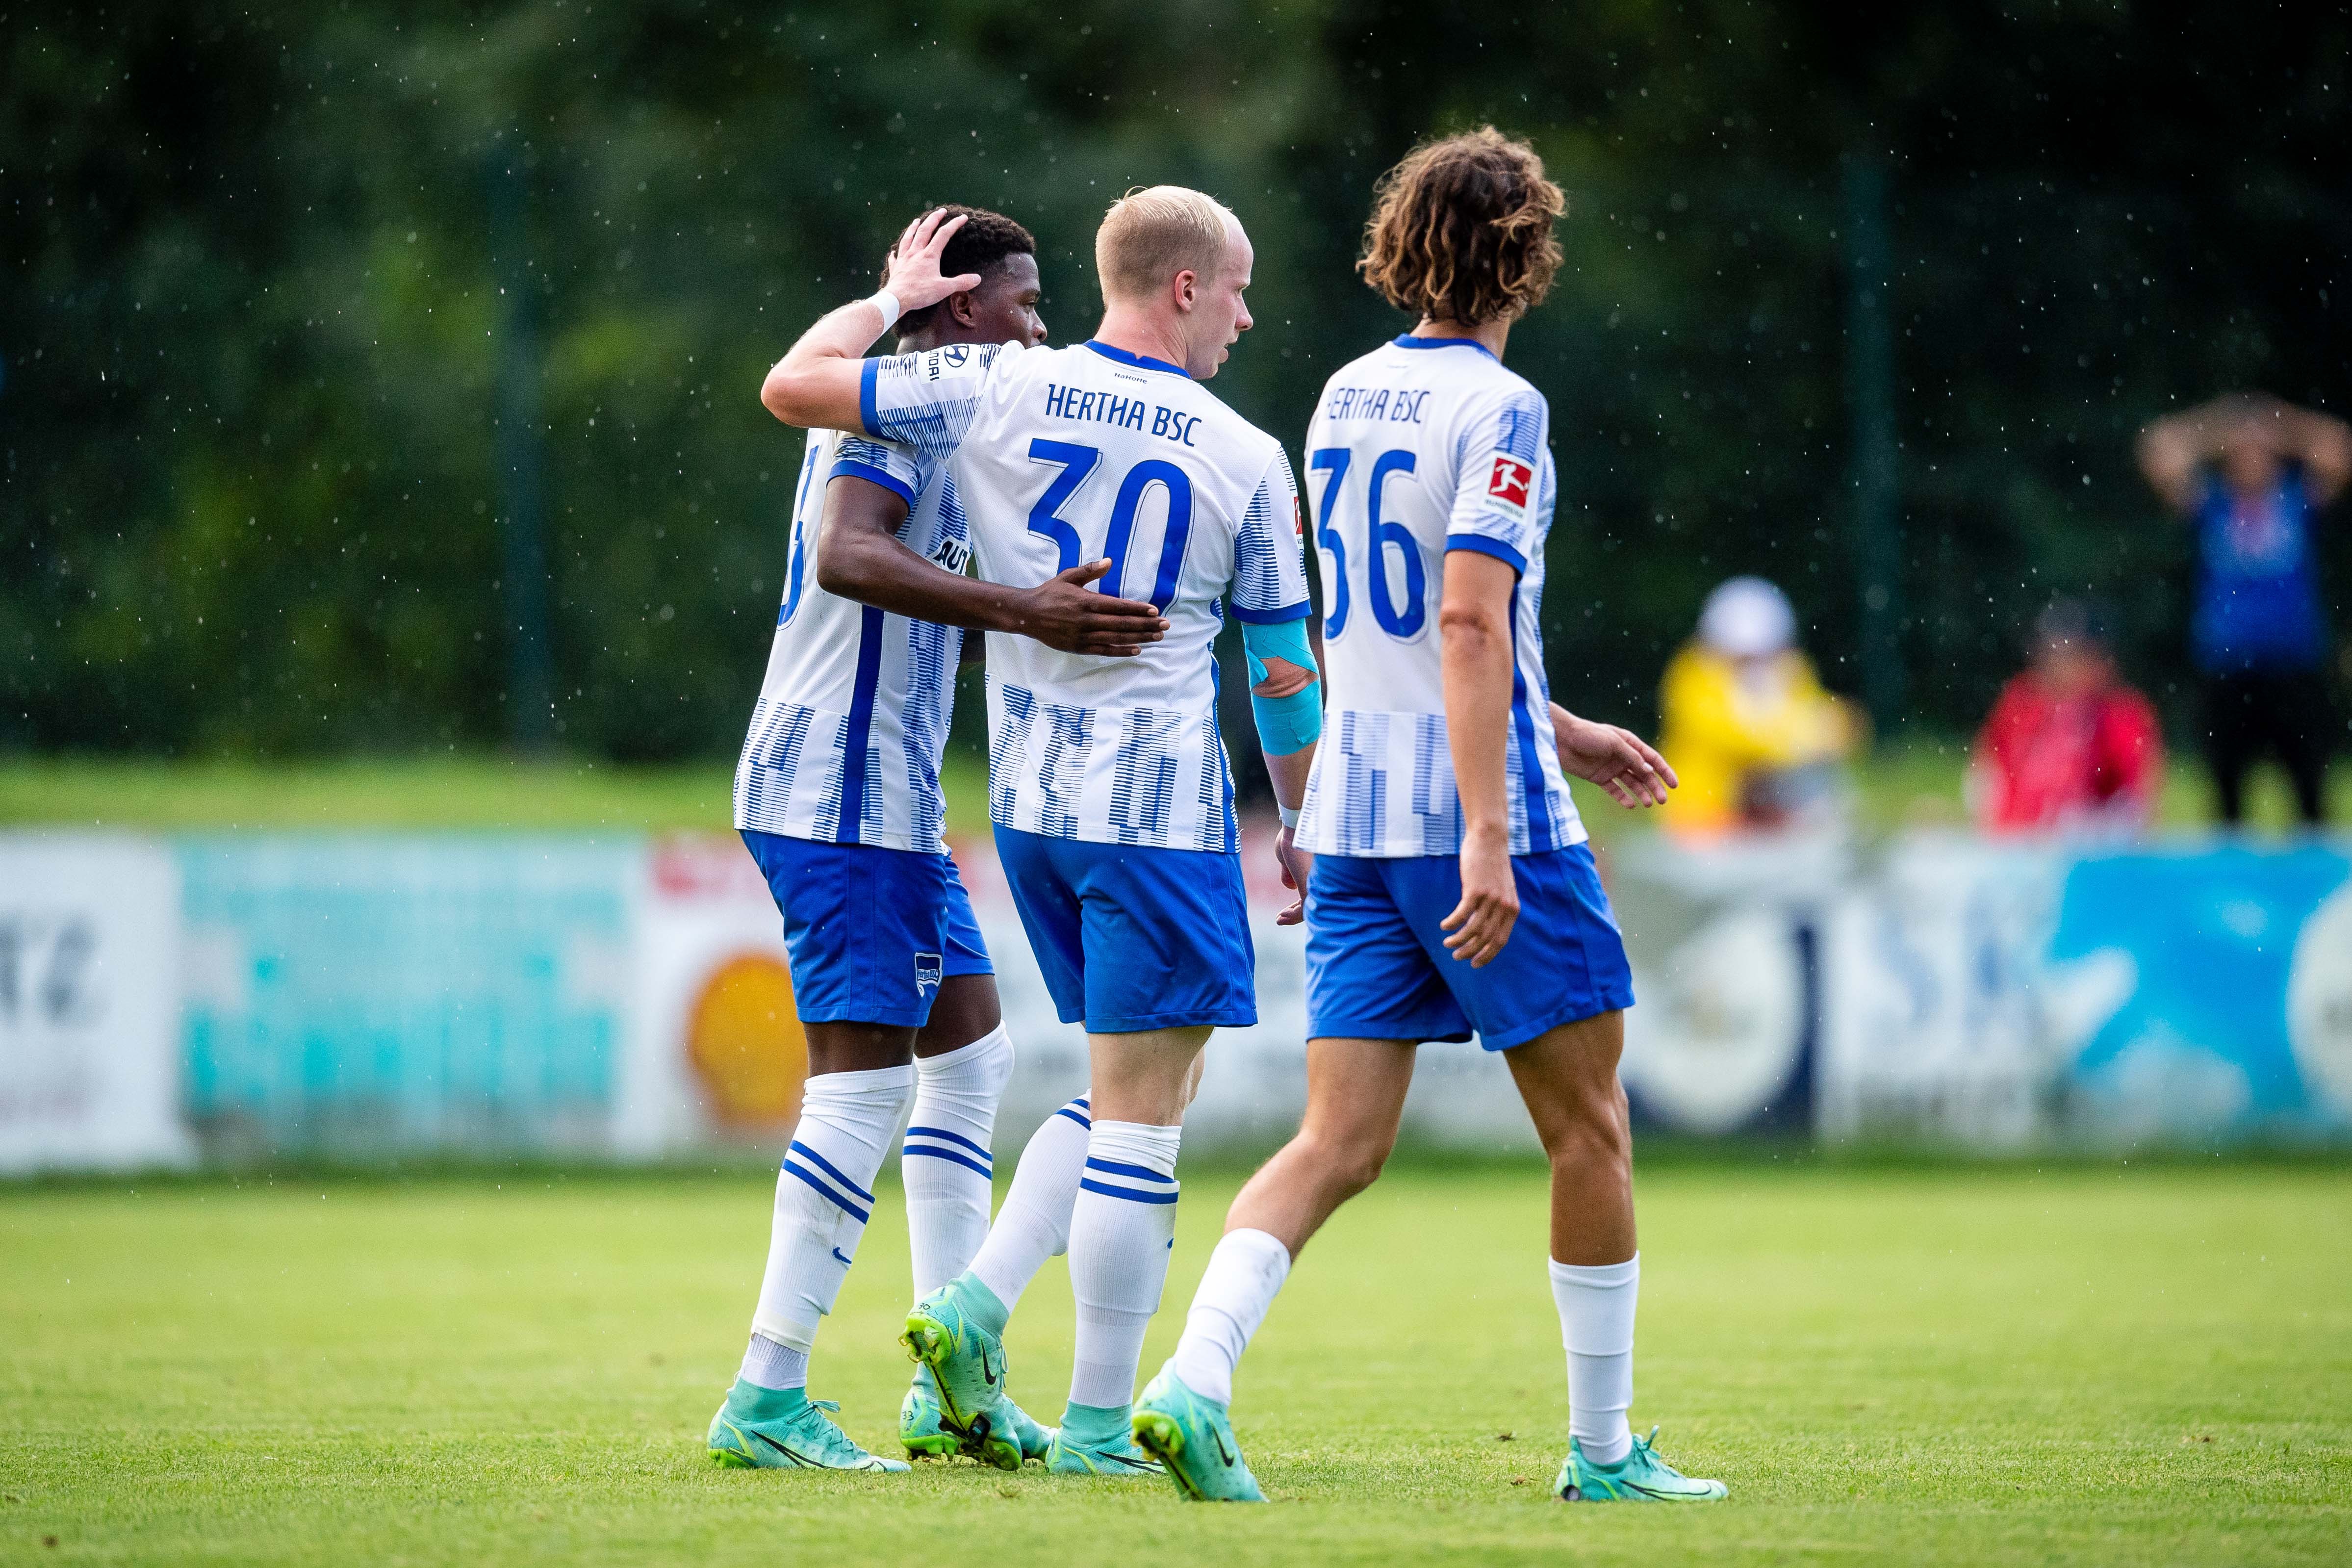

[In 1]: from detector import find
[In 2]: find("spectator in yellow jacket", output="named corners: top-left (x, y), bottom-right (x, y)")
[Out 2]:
top-left (1658, 577), bottom-right (1860, 838)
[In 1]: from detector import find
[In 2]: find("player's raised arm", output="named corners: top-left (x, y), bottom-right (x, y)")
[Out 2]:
top-left (760, 209), bottom-right (981, 433)
top-left (815, 458), bottom-right (1169, 657)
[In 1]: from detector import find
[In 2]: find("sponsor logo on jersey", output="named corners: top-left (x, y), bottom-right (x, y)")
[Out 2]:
top-left (931, 537), bottom-right (972, 575)
top-left (920, 341), bottom-right (989, 382)
top-left (1487, 455), bottom-right (1533, 509)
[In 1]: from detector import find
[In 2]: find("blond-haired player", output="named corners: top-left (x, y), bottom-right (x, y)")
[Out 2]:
top-left (760, 191), bottom-right (1322, 1474)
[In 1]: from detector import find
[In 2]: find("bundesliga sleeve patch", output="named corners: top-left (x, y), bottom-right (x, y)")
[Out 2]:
top-left (1487, 455), bottom-right (1534, 509)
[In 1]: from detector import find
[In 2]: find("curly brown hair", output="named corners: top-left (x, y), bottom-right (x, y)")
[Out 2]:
top-left (1358, 128), bottom-right (1564, 327)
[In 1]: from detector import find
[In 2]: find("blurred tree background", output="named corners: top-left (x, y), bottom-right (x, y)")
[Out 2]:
top-left (6, 0), bottom-right (2347, 777)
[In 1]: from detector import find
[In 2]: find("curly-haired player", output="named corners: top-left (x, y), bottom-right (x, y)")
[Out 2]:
top-left (1130, 129), bottom-right (1725, 1506)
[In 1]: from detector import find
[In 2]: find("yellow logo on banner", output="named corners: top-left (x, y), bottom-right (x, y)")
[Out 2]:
top-left (686, 953), bottom-right (807, 1131)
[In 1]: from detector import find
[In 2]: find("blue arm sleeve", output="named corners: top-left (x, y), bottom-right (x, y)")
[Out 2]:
top-left (1241, 616), bottom-right (1323, 757)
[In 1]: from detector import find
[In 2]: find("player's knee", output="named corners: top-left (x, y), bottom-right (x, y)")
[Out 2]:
top-left (1296, 1129), bottom-right (1390, 1200)
top-left (1334, 1143), bottom-right (1390, 1198)
top-left (1540, 1085), bottom-right (1630, 1169)
top-left (1339, 1122), bottom-right (1402, 1195)
top-left (1179, 1051), bottom-right (1208, 1110)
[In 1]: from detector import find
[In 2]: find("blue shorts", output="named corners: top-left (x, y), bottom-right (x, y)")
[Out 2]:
top-left (993, 825), bottom-right (1255, 1033)
top-left (740, 830), bottom-right (991, 1028)
top-left (1304, 843), bottom-right (1633, 1051)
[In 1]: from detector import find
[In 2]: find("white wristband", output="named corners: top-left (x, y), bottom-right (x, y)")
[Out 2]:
top-left (865, 289), bottom-right (904, 333)
top-left (1278, 804), bottom-right (1300, 829)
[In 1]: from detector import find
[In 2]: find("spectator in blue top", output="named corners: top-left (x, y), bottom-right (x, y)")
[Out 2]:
top-left (2137, 394), bottom-right (2350, 825)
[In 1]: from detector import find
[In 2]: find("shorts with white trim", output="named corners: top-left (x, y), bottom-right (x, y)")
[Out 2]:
top-left (1304, 842), bottom-right (1633, 1051)
top-left (741, 829), bottom-right (991, 1029)
top-left (992, 825), bottom-right (1255, 1033)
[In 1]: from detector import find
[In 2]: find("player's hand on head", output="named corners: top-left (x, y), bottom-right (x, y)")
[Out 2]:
top-left (1274, 824), bottom-right (1311, 927)
top-left (885, 208), bottom-right (984, 313)
top-left (1440, 829), bottom-right (1519, 967)
top-left (1552, 709), bottom-right (1676, 810)
top-left (1018, 559), bottom-right (1169, 657)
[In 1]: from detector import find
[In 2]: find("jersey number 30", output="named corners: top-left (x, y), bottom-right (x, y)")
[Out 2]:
top-left (1309, 446), bottom-right (1426, 641)
top-left (1027, 439), bottom-right (1194, 613)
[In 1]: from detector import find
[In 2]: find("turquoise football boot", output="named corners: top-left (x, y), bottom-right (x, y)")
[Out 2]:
top-left (1554, 1426), bottom-right (1727, 1502)
top-left (903, 1363), bottom-right (1053, 1465)
top-left (1045, 1399), bottom-right (1164, 1476)
top-left (901, 1275), bottom-right (1022, 1470)
top-left (1130, 1367), bottom-right (1264, 1502)
top-left (898, 1366), bottom-right (960, 1461)
top-left (707, 1380), bottom-right (910, 1472)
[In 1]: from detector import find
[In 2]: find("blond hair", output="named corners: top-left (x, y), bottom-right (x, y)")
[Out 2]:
top-left (1096, 185), bottom-right (1232, 304)
top-left (1359, 127), bottom-right (1563, 327)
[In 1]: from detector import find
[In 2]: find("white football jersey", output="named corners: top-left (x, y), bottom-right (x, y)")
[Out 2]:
top-left (732, 427), bottom-right (968, 854)
top-left (1293, 336), bottom-right (1582, 858)
top-left (861, 338), bottom-right (1310, 853)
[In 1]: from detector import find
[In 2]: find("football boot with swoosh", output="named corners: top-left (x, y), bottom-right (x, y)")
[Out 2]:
top-left (901, 1276), bottom-right (1024, 1470)
top-left (897, 1366), bottom-right (961, 1461)
top-left (1130, 1367), bottom-right (1264, 1501)
top-left (707, 1381), bottom-right (909, 1473)
top-left (1554, 1426), bottom-right (1727, 1503)
top-left (901, 1364), bottom-right (1054, 1465)
top-left (1045, 1400), bottom-right (1164, 1476)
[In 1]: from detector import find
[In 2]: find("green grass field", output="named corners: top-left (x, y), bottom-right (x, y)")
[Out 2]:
top-left (3, 745), bottom-right (2346, 838)
top-left (3, 1163), bottom-right (2346, 1565)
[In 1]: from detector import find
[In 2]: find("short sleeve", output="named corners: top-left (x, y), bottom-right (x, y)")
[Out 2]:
top-left (859, 340), bottom-right (1012, 462)
top-left (1229, 447), bottom-right (1312, 623)
top-left (829, 435), bottom-right (926, 509)
top-left (1444, 386), bottom-right (1549, 575)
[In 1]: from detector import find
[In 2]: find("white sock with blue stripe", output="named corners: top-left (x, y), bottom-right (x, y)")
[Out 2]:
top-left (903, 1024), bottom-right (1014, 1298)
top-left (967, 1095), bottom-right (1092, 1313)
top-left (1066, 1120), bottom-right (1181, 1411)
top-left (743, 1063), bottom-right (914, 1387)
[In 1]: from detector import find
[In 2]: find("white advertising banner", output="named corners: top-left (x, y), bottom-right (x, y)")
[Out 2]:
top-left (1610, 835), bottom-right (1846, 1136)
top-left (612, 835), bottom-right (799, 1157)
top-left (5, 825), bottom-right (2339, 1172)
top-left (1820, 837), bottom-right (2352, 1145)
top-left (1818, 837), bottom-right (2069, 1147)
top-left (0, 835), bottom-right (194, 1173)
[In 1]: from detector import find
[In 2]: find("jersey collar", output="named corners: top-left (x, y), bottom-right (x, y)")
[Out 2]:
top-left (1083, 339), bottom-right (1192, 378)
top-left (1390, 333), bottom-right (1498, 360)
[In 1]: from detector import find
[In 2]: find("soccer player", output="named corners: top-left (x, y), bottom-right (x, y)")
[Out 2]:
top-left (708, 206), bottom-right (1168, 1473)
top-left (1127, 129), bottom-right (1728, 1506)
top-left (760, 193), bottom-right (1323, 1474)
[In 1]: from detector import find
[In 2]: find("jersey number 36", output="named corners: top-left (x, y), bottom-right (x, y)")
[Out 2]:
top-left (1309, 446), bottom-right (1427, 643)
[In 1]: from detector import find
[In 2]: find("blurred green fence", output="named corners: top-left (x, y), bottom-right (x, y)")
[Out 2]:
top-left (7, 2), bottom-right (2346, 771)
